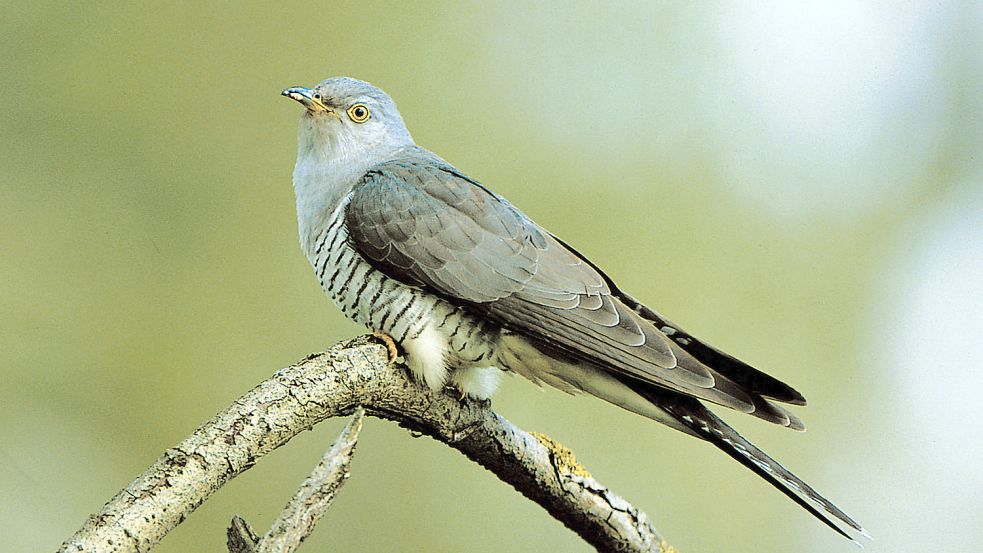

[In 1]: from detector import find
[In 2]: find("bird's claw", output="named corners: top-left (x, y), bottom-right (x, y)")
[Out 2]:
top-left (444, 383), bottom-right (469, 402)
top-left (371, 331), bottom-right (400, 365)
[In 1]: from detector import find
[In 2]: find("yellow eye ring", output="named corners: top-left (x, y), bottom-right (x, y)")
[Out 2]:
top-left (347, 103), bottom-right (370, 123)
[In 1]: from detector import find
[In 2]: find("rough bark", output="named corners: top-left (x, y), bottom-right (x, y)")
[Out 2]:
top-left (226, 407), bottom-right (365, 553)
top-left (58, 335), bottom-right (671, 553)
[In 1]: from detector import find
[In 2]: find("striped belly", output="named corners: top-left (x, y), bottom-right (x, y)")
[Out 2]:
top-left (306, 204), bottom-right (501, 395)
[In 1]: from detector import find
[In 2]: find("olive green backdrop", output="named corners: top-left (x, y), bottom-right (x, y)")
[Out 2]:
top-left (2, 2), bottom-right (981, 552)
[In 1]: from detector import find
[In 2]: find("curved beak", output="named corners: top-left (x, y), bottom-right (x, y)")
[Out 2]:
top-left (281, 86), bottom-right (331, 113)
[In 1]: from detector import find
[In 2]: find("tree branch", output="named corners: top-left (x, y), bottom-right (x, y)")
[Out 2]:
top-left (226, 407), bottom-right (365, 553)
top-left (58, 335), bottom-right (671, 553)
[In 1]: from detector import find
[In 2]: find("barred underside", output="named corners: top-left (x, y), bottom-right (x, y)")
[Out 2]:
top-left (307, 199), bottom-right (499, 374)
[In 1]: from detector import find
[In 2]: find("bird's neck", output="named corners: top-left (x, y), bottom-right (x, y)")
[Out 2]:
top-left (292, 138), bottom-right (411, 258)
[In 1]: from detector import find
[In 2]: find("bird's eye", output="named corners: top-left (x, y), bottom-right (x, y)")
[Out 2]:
top-left (347, 103), bottom-right (370, 123)
top-left (312, 92), bottom-right (322, 101)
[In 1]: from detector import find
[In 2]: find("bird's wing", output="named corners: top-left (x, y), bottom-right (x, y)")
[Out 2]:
top-left (344, 154), bottom-right (756, 412)
top-left (617, 292), bottom-right (807, 406)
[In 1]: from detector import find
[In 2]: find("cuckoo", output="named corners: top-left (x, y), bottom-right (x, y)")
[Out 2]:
top-left (282, 77), bottom-right (868, 543)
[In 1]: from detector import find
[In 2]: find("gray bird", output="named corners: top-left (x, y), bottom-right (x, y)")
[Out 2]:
top-left (282, 77), bottom-right (868, 543)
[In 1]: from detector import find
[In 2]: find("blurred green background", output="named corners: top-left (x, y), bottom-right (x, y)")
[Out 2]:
top-left (3, 2), bottom-right (981, 552)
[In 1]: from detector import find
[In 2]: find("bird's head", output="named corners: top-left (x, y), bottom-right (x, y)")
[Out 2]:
top-left (282, 77), bottom-right (414, 163)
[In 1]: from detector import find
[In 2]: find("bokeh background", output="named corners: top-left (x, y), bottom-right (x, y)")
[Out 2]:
top-left (3, 2), bottom-right (981, 551)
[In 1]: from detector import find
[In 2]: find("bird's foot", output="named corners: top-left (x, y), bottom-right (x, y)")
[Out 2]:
top-left (445, 383), bottom-right (469, 402)
top-left (371, 331), bottom-right (400, 365)
top-left (443, 386), bottom-right (491, 408)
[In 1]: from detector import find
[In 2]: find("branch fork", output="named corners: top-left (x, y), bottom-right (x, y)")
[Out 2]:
top-left (58, 335), bottom-right (669, 553)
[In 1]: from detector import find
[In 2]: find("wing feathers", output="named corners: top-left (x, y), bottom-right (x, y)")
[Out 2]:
top-left (338, 148), bottom-right (861, 540)
top-left (619, 292), bottom-right (807, 406)
top-left (345, 150), bottom-right (805, 426)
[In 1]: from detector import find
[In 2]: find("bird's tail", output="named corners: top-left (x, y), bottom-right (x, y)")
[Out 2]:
top-left (653, 391), bottom-right (870, 545)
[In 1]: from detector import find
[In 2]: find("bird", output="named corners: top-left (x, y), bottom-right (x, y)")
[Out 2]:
top-left (282, 76), bottom-right (868, 543)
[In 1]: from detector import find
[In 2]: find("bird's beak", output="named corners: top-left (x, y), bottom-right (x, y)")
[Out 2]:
top-left (281, 86), bottom-right (331, 113)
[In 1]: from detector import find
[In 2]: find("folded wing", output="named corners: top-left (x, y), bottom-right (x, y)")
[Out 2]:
top-left (345, 150), bottom-right (800, 423)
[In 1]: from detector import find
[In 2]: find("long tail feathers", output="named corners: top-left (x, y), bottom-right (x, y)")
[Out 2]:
top-left (657, 394), bottom-right (871, 545)
top-left (617, 292), bottom-right (808, 405)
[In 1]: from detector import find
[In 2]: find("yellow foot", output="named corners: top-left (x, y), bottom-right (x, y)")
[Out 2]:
top-left (443, 384), bottom-right (469, 402)
top-left (371, 331), bottom-right (400, 365)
